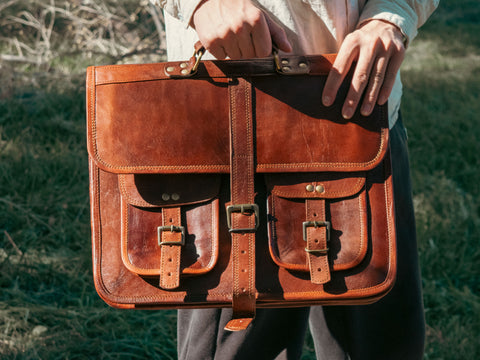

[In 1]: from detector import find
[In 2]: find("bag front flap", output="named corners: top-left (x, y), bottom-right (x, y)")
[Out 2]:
top-left (86, 57), bottom-right (388, 175)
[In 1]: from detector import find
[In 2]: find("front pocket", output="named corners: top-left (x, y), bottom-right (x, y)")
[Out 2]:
top-left (266, 172), bottom-right (368, 278)
top-left (119, 174), bottom-right (220, 289)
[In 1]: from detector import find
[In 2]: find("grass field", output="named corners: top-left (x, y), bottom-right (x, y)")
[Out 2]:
top-left (1, 0), bottom-right (479, 359)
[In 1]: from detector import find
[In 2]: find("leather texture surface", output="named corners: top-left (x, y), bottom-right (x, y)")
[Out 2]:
top-left (87, 54), bottom-right (396, 328)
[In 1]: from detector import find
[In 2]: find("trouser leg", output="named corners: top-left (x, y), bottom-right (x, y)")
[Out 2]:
top-left (177, 307), bottom-right (310, 360)
top-left (309, 118), bottom-right (425, 360)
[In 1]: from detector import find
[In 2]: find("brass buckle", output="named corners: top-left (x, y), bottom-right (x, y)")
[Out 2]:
top-left (273, 48), bottom-right (310, 75)
top-left (190, 46), bottom-right (205, 75)
top-left (273, 48), bottom-right (282, 72)
top-left (157, 225), bottom-right (186, 246)
top-left (303, 221), bottom-right (330, 254)
top-left (226, 204), bottom-right (260, 233)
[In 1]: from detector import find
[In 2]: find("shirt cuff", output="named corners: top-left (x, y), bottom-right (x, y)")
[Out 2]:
top-left (150, 0), bottom-right (204, 29)
top-left (180, 0), bottom-right (205, 28)
top-left (358, 2), bottom-right (419, 47)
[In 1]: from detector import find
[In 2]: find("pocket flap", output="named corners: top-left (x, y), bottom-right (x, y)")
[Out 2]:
top-left (119, 174), bottom-right (221, 207)
top-left (266, 173), bottom-right (365, 199)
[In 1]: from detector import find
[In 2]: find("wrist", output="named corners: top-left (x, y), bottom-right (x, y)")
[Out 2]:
top-left (358, 19), bottom-right (408, 48)
top-left (386, 21), bottom-right (409, 48)
top-left (190, 0), bottom-right (209, 28)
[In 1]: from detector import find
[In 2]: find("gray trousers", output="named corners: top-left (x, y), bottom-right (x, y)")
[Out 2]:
top-left (177, 118), bottom-right (425, 360)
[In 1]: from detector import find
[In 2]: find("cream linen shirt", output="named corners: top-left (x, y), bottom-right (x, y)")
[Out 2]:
top-left (151, 0), bottom-right (439, 128)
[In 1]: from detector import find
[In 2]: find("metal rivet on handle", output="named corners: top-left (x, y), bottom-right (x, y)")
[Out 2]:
top-left (306, 184), bottom-right (314, 192)
top-left (166, 66), bottom-right (175, 73)
top-left (180, 62), bottom-right (188, 68)
top-left (162, 193), bottom-right (170, 201)
top-left (316, 185), bottom-right (325, 193)
top-left (172, 193), bottom-right (180, 201)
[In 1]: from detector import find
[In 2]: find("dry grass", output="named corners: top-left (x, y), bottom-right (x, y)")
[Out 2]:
top-left (0, 0), bottom-right (166, 97)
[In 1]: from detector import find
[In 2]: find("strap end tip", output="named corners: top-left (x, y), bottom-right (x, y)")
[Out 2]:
top-left (224, 318), bottom-right (253, 331)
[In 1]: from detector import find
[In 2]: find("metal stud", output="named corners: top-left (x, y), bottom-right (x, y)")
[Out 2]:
top-left (281, 59), bottom-right (289, 65)
top-left (299, 62), bottom-right (308, 69)
top-left (306, 184), bottom-right (315, 192)
top-left (171, 193), bottom-right (180, 201)
top-left (316, 185), bottom-right (325, 193)
top-left (162, 193), bottom-right (170, 201)
top-left (179, 62), bottom-right (188, 68)
top-left (181, 69), bottom-right (189, 75)
top-left (166, 66), bottom-right (175, 73)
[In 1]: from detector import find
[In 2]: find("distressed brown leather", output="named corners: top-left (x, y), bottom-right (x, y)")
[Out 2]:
top-left (224, 77), bottom-right (257, 330)
top-left (87, 53), bottom-right (396, 330)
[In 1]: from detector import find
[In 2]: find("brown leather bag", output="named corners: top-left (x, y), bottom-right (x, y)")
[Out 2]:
top-left (86, 50), bottom-right (396, 331)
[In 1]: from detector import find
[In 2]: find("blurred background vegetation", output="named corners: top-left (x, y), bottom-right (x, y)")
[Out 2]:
top-left (0, 0), bottom-right (478, 359)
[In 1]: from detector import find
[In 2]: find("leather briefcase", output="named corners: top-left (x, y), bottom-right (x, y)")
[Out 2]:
top-left (86, 49), bottom-right (396, 331)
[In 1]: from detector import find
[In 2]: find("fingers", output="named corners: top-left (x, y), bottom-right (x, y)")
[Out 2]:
top-left (208, 45), bottom-right (227, 60)
top-left (250, 12), bottom-right (273, 58)
top-left (342, 51), bottom-right (376, 120)
top-left (251, 13), bottom-right (292, 57)
top-left (322, 46), bottom-right (358, 108)
top-left (322, 20), bottom-right (406, 119)
top-left (265, 15), bottom-right (292, 53)
top-left (192, 0), bottom-right (291, 59)
top-left (322, 46), bottom-right (358, 106)
top-left (377, 49), bottom-right (404, 105)
top-left (360, 55), bottom-right (387, 116)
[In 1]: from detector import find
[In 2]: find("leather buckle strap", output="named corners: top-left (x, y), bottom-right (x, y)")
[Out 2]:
top-left (158, 207), bottom-right (183, 290)
top-left (226, 204), bottom-right (260, 233)
top-left (224, 77), bottom-right (257, 332)
top-left (305, 200), bottom-right (331, 285)
top-left (303, 221), bottom-right (330, 254)
top-left (158, 225), bottom-right (186, 246)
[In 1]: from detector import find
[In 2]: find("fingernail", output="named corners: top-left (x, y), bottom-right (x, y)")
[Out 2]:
top-left (323, 96), bottom-right (332, 106)
top-left (361, 104), bottom-right (372, 116)
top-left (285, 41), bottom-right (293, 53)
top-left (342, 108), bottom-right (353, 120)
top-left (378, 96), bottom-right (387, 105)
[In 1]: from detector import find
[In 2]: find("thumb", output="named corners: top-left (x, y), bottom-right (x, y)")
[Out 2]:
top-left (264, 15), bottom-right (292, 53)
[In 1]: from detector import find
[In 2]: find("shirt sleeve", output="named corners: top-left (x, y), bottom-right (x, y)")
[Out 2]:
top-left (149, 0), bottom-right (204, 28)
top-left (358, 0), bottom-right (439, 46)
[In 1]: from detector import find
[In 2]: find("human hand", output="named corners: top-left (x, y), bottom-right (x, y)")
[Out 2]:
top-left (322, 20), bottom-right (406, 119)
top-left (191, 0), bottom-right (292, 59)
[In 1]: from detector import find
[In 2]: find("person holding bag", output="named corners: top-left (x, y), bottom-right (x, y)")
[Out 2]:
top-left (149, 1), bottom-right (438, 359)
